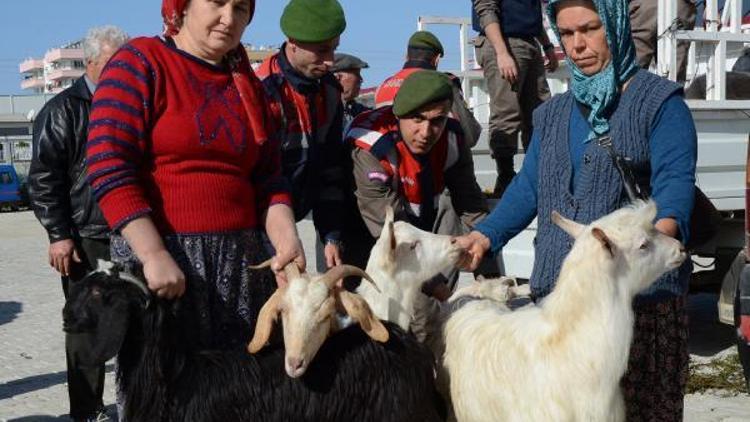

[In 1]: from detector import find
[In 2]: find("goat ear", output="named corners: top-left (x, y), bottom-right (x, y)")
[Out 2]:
top-left (551, 211), bottom-right (584, 239)
top-left (591, 227), bottom-right (615, 258)
top-left (336, 290), bottom-right (389, 343)
top-left (248, 289), bottom-right (282, 353)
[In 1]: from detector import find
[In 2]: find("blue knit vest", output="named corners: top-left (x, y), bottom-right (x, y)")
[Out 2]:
top-left (530, 69), bottom-right (692, 303)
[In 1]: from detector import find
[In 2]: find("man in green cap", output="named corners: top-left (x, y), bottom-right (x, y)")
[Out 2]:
top-left (331, 52), bottom-right (371, 133)
top-left (346, 71), bottom-right (489, 308)
top-left (257, 0), bottom-right (353, 271)
top-left (375, 30), bottom-right (481, 147)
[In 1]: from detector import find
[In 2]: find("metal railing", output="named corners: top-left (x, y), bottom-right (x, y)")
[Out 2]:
top-left (658, 0), bottom-right (750, 105)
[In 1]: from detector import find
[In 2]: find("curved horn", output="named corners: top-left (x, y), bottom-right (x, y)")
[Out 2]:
top-left (283, 262), bottom-right (302, 282)
top-left (248, 257), bottom-right (274, 270)
top-left (248, 289), bottom-right (283, 353)
top-left (318, 265), bottom-right (380, 293)
top-left (250, 259), bottom-right (303, 282)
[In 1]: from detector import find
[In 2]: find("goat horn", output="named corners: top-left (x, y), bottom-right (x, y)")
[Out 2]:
top-left (283, 262), bottom-right (302, 282)
top-left (249, 259), bottom-right (303, 282)
top-left (318, 265), bottom-right (380, 293)
top-left (248, 258), bottom-right (273, 270)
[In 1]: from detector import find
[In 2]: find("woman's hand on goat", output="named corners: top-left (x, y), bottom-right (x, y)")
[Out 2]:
top-left (453, 231), bottom-right (491, 271)
top-left (142, 249), bottom-right (186, 299)
top-left (119, 216), bottom-right (186, 299)
top-left (271, 239), bottom-right (306, 287)
top-left (264, 203), bottom-right (307, 287)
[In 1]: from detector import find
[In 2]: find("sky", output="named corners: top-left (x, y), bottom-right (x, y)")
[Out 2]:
top-left (0, 0), bottom-right (474, 95)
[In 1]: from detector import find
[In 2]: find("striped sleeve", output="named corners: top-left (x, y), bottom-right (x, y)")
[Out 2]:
top-left (86, 43), bottom-right (154, 230)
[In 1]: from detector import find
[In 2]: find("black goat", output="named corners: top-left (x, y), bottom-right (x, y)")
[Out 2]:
top-left (63, 266), bottom-right (445, 422)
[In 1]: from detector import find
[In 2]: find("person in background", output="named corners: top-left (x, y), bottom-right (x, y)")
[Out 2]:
top-left (375, 30), bottom-right (482, 148)
top-left (256, 0), bottom-right (350, 272)
top-left (348, 70), bottom-right (489, 312)
top-left (456, 0), bottom-right (696, 419)
top-left (29, 25), bottom-right (128, 422)
top-left (472, 0), bottom-right (558, 198)
top-left (331, 52), bottom-right (371, 133)
top-left (86, 0), bottom-right (303, 362)
top-left (629, 0), bottom-right (696, 83)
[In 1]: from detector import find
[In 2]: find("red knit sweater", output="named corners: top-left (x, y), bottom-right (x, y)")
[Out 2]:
top-left (87, 37), bottom-right (290, 234)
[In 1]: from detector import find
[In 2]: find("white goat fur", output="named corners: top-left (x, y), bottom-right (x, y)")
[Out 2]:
top-left (443, 201), bottom-right (687, 422)
top-left (355, 207), bottom-right (465, 330)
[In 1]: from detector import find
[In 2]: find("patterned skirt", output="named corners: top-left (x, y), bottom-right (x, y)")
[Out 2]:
top-left (110, 229), bottom-right (277, 351)
top-left (620, 296), bottom-right (689, 422)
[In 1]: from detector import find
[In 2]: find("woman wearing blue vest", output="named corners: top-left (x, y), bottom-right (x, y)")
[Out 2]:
top-left (455, 0), bottom-right (696, 419)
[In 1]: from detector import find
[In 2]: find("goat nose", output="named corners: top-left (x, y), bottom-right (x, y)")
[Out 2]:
top-left (451, 238), bottom-right (457, 245)
top-left (288, 357), bottom-right (304, 371)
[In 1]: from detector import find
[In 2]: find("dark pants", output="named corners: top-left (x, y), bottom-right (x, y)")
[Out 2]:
top-left (475, 35), bottom-right (550, 157)
top-left (62, 237), bottom-right (110, 419)
top-left (629, 0), bottom-right (697, 82)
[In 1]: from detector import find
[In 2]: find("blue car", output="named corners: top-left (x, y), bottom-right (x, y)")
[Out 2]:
top-left (0, 165), bottom-right (24, 210)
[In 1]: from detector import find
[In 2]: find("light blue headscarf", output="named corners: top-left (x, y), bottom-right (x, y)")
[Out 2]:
top-left (546, 0), bottom-right (639, 140)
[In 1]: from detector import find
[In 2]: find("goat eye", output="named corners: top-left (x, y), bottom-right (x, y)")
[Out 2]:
top-left (639, 241), bottom-right (650, 250)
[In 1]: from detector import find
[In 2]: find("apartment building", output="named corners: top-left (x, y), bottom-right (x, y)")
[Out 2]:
top-left (19, 40), bottom-right (85, 94)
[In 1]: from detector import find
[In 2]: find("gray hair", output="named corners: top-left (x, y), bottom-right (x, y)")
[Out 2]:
top-left (83, 25), bottom-right (129, 62)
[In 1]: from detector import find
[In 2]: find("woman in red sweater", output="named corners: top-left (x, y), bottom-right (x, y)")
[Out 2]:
top-left (86, 0), bottom-right (304, 350)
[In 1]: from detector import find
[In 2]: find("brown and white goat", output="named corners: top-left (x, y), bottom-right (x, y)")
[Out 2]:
top-left (247, 263), bottom-right (389, 378)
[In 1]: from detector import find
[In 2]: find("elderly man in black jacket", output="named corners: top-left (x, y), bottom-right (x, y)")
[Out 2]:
top-left (28, 25), bottom-right (127, 422)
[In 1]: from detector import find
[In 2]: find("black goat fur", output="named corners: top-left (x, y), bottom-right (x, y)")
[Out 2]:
top-left (63, 268), bottom-right (445, 422)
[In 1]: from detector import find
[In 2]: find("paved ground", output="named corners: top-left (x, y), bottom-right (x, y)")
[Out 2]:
top-left (0, 210), bottom-right (748, 421)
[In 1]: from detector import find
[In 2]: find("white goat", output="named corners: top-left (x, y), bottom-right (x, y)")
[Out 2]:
top-left (443, 201), bottom-right (687, 422)
top-left (247, 263), bottom-right (388, 377)
top-left (355, 206), bottom-right (466, 331)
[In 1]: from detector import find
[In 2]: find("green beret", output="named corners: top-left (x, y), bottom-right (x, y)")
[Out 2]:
top-left (392, 70), bottom-right (453, 118)
top-left (331, 53), bottom-right (369, 72)
top-left (408, 31), bottom-right (444, 57)
top-left (281, 0), bottom-right (346, 43)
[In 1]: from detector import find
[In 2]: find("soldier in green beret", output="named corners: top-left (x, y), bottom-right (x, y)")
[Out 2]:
top-left (375, 30), bottom-right (482, 148)
top-left (346, 71), bottom-right (491, 317)
top-left (258, 0), bottom-right (374, 277)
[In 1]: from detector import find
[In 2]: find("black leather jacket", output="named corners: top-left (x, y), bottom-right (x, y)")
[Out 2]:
top-left (29, 76), bottom-right (109, 242)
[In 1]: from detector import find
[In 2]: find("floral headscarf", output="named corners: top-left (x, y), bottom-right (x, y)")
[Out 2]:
top-left (160, 0), bottom-right (271, 146)
top-left (546, 0), bottom-right (639, 139)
